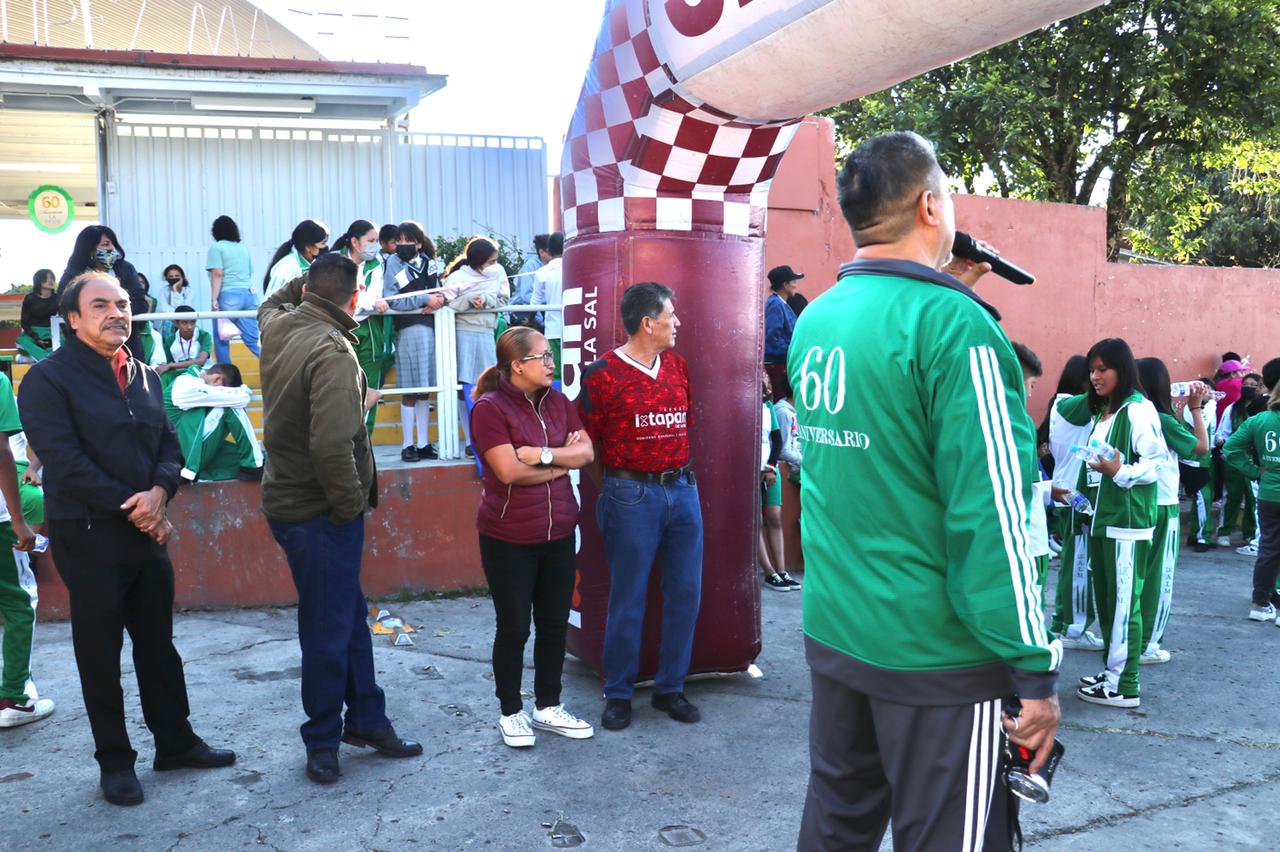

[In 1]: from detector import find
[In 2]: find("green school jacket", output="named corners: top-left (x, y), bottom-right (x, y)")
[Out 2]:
top-left (788, 259), bottom-right (1059, 692)
top-left (161, 328), bottom-right (213, 365)
top-left (1224, 410), bottom-right (1280, 502)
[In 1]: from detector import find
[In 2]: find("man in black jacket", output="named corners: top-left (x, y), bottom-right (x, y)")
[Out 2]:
top-left (18, 272), bottom-right (235, 807)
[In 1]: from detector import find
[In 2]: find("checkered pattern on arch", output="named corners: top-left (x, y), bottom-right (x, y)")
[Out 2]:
top-left (560, 0), bottom-right (801, 239)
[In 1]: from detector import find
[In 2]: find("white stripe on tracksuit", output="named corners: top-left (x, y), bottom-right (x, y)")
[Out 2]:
top-left (1106, 539), bottom-right (1138, 691)
top-left (969, 346), bottom-right (1062, 670)
top-left (1147, 521), bottom-right (1179, 651)
top-left (962, 698), bottom-right (1004, 852)
top-left (1065, 531), bottom-right (1092, 639)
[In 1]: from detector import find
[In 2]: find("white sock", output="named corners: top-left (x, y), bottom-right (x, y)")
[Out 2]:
top-left (415, 400), bottom-right (431, 448)
top-left (400, 404), bottom-right (415, 449)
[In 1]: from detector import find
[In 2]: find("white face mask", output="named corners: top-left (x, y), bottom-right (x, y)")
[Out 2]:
top-left (359, 244), bottom-right (379, 262)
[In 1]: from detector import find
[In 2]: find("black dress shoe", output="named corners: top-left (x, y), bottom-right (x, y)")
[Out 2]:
top-left (153, 740), bottom-right (237, 771)
top-left (601, 698), bottom-right (631, 731)
top-left (652, 692), bottom-right (701, 723)
top-left (342, 726), bottom-right (424, 758)
top-left (306, 749), bottom-right (340, 784)
top-left (101, 768), bottom-right (144, 806)
top-left (417, 444), bottom-right (438, 460)
top-left (400, 446), bottom-right (420, 463)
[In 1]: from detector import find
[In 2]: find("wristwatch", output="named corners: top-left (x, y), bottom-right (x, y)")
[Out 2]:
top-left (540, 447), bottom-right (553, 466)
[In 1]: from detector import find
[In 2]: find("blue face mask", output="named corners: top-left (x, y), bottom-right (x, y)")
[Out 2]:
top-left (94, 247), bottom-right (120, 267)
top-left (359, 244), bottom-right (379, 262)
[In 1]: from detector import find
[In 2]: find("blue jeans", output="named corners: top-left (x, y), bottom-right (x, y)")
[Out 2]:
top-left (267, 514), bottom-right (389, 751)
top-left (597, 475), bottom-right (704, 699)
top-left (214, 288), bottom-right (261, 364)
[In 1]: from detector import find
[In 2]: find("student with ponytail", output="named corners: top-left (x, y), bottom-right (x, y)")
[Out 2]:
top-left (443, 237), bottom-right (509, 461)
top-left (264, 219), bottom-right (328, 296)
top-left (468, 326), bottom-right (595, 748)
top-left (1134, 358), bottom-right (1209, 664)
top-left (334, 219), bottom-right (394, 434)
top-left (1056, 339), bottom-right (1165, 708)
top-left (382, 222), bottom-right (445, 461)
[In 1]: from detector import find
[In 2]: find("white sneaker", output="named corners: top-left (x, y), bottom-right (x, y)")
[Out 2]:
top-left (1077, 683), bottom-right (1140, 708)
top-left (1216, 536), bottom-right (1232, 547)
top-left (1060, 631), bottom-right (1104, 650)
top-left (498, 710), bottom-right (536, 748)
top-left (1140, 648), bottom-right (1171, 665)
top-left (530, 704), bottom-right (595, 739)
top-left (1249, 603), bottom-right (1277, 622)
top-left (1078, 670), bottom-right (1108, 688)
top-left (1237, 543), bottom-right (1259, 557)
top-left (0, 696), bottom-right (55, 728)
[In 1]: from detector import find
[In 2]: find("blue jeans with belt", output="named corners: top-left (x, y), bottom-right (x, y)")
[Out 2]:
top-left (267, 514), bottom-right (389, 751)
top-left (597, 474), bottom-right (704, 699)
top-left (214, 288), bottom-right (261, 364)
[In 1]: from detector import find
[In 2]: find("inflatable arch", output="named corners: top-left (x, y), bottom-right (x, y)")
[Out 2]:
top-left (560, 0), bottom-right (1103, 678)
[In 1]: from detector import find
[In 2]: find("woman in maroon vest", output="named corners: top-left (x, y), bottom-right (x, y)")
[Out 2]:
top-left (470, 326), bottom-right (596, 748)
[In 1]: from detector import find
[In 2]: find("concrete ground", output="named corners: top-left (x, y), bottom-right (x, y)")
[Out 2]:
top-left (1, 544), bottom-right (1275, 851)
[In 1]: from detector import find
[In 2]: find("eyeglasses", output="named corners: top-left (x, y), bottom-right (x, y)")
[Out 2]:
top-left (519, 352), bottom-right (555, 366)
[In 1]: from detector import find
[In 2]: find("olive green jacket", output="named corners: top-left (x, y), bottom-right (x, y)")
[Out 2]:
top-left (257, 275), bottom-right (376, 523)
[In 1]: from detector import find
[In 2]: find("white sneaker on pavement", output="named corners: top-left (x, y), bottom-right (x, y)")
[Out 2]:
top-left (0, 697), bottom-right (55, 728)
top-left (1216, 536), bottom-right (1232, 547)
top-left (1060, 631), bottom-right (1104, 651)
top-left (530, 704), bottom-right (595, 739)
top-left (1249, 603), bottom-right (1277, 622)
top-left (1077, 683), bottom-right (1140, 708)
top-left (1237, 543), bottom-right (1259, 557)
top-left (498, 710), bottom-right (536, 748)
top-left (1139, 648), bottom-right (1171, 665)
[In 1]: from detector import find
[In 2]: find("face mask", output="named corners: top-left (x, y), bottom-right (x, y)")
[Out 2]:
top-left (94, 247), bottom-right (119, 267)
top-left (359, 244), bottom-right (379, 262)
top-left (1241, 386), bottom-right (1259, 402)
top-left (396, 245), bottom-right (418, 262)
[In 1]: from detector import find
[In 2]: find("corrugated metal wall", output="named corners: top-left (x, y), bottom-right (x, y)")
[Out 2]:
top-left (107, 122), bottom-right (548, 309)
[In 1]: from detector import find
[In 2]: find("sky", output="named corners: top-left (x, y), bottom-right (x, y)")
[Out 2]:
top-left (254, 0), bottom-right (606, 172)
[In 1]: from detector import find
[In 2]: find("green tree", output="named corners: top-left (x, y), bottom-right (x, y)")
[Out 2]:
top-left (822, 1), bottom-right (1280, 260)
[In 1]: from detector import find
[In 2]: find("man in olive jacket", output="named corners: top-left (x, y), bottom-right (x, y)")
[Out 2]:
top-left (258, 253), bottom-right (422, 785)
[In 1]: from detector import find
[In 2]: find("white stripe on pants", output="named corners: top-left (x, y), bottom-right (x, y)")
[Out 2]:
top-left (1106, 539), bottom-right (1137, 692)
top-left (962, 698), bottom-right (1003, 852)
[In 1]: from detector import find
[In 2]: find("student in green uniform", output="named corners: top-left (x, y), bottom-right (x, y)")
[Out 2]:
top-left (163, 362), bottom-right (263, 482)
top-left (0, 373), bottom-right (47, 728)
top-left (1228, 357), bottom-right (1280, 622)
top-left (1046, 355), bottom-right (1103, 649)
top-left (1012, 342), bottom-right (1053, 592)
top-left (333, 220), bottom-right (395, 434)
top-left (1184, 386), bottom-right (1218, 552)
top-left (1058, 339), bottom-right (1165, 708)
top-left (1216, 372), bottom-right (1263, 546)
top-left (1135, 358), bottom-right (1209, 665)
top-left (154, 306), bottom-right (212, 390)
top-left (264, 219), bottom-right (327, 296)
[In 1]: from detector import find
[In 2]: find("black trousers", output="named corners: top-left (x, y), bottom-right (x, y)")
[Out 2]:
top-left (798, 670), bottom-right (1015, 852)
top-left (1252, 500), bottom-right (1280, 606)
top-left (478, 533), bottom-right (575, 716)
top-left (50, 517), bottom-right (198, 771)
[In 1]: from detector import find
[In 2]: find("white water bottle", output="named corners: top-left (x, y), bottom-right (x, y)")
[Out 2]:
top-left (1171, 381), bottom-right (1226, 401)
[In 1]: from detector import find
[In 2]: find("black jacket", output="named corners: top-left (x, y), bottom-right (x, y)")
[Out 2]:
top-left (20, 292), bottom-right (58, 338)
top-left (57, 258), bottom-right (150, 359)
top-left (18, 334), bottom-right (182, 521)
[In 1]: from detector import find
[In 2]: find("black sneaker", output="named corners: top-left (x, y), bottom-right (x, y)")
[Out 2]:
top-left (1078, 671), bottom-right (1108, 688)
top-left (1194, 541), bottom-right (1209, 553)
top-left (400, 446), bottom-right (420, 463)
top-left (1076, 682), bottom-right (1139, 708)
top-left (417, 445), bottom-right (438, 460)
top-left (464, 446), bottom-right (475, 459)
top-left (601, 698), bottom-right (631, 731)
top-left (780, 572), bottom-right (802, 590)
top-left (651, 692), bottom-right (700, 723)
top-left (763, 573), bottom-right (790, 592)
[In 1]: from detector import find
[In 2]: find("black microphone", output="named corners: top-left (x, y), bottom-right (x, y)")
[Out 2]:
top-left (952, 231), bottom-right (1035, 286)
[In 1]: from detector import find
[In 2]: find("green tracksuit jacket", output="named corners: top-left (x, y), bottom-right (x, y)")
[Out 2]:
top-left (1224, 409), bottom-right (1280, 502)
top-left (789, 259), bottom-right (1060, 702)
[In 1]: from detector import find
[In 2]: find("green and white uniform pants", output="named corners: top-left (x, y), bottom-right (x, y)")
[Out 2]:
top-left (177, 406), bottom-right (264, 483)
top-left (1141, 505), bottom-right (1181, 654)
top-left (1051, 521), bottom-right (1095, 640)
top-left (1091, 534), bottom-right (1150, 696)
top-left (1218, 465), bottom-right (1258, 540)
top-left (0, 523), bottom-right (38, 702)
top-left (1191, 483), bottom-right (1214, 544)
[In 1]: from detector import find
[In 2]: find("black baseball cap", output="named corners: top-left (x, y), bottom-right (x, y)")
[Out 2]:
top-left (768, 265), bottom-right (805, 289)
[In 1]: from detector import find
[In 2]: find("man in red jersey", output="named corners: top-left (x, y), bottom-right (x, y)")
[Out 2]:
top-left (580, 282), bottom-right (703, 732)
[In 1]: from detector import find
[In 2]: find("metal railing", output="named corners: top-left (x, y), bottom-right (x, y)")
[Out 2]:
top-left (46, 304), bottom-right (562, 463)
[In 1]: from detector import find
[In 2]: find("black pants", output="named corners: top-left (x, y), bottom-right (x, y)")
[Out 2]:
top-left (798, 670), bottom-right (1014, 852)
top-left (1252, 500), bottom-right (1280, 606)
top-left (50, 517), bottom-right (198, 772)
top-left (478, 533), bottom-right (575, 716)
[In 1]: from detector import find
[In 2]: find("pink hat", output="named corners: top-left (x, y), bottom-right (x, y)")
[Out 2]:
top-left (1220, 359), bottom-right (1248, 373)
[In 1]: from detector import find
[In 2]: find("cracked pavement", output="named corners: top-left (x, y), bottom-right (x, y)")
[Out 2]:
top-left (2, 546), bottom-right (1276, 850)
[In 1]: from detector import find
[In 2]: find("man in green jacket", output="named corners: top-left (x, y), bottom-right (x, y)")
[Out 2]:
top-left (792, 132), bottom-right (1061, 851)
top-left (258, 254), bottom-right (422, 785)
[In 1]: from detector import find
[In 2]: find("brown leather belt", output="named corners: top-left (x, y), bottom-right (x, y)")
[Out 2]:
top-left (604, 464), bottom-right (695, 485)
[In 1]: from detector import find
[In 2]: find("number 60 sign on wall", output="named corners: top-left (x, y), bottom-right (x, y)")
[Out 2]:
top-left (27, 184), bottom-right (75, 235)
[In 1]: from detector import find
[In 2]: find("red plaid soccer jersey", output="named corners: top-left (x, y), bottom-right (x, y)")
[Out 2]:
top-left (579, 348), bottom-right (692, 473)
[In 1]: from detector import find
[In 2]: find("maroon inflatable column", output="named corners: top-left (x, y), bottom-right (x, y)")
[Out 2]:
top-left (562, 231), bottom-right (765, 678)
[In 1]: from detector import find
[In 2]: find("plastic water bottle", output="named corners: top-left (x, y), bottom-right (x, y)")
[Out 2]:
top-left (1171, 381), bottom-right (1226, 401)
top-left (1062, 489), bottom-right (1094, 515)
top-left (32, 534), bottom-right (49, 553)
top-left (1070, 439), bottom-right (1118, 464)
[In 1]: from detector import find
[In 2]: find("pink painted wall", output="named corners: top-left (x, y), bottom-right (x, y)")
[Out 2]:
top-left (765, 116), bottom-right (1280, 570)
